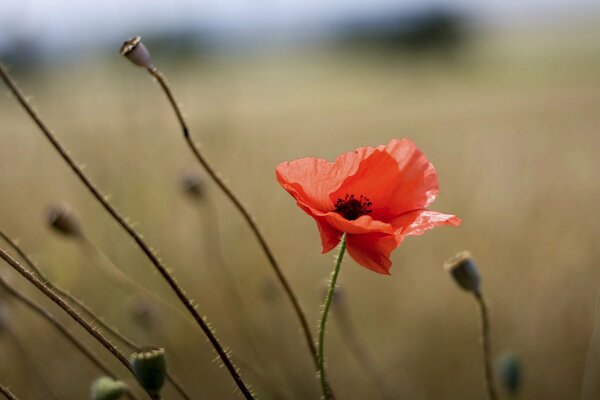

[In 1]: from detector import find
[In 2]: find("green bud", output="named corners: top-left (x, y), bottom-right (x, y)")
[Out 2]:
top-left (90, 377), bottom-right (128, 400)
top-left (443, 250), bottom-right (481, 293)
top-left (130, 347), bottom-right (167, 395)
top-left (497, 352), bottom-right (522, 395)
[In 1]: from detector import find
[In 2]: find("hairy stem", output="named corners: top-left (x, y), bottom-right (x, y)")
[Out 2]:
top-left (0, 385), bottom-right (20, 400)
top-left (0, 229), bottom-right (191, 400)
top-left (147, 66), bottom-right (320, 380)
top-left (318, 234), bottom-right (346, 400)
top-left (0, 64), bottom-right (253, 400)
top-left (475, 290), bottom-right (498, 400)
top-left (0, 276), bottom-right (139, 400)
top-left (0, 248), bottom-right (155, 399)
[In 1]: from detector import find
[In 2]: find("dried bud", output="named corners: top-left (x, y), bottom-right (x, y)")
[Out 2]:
top-left (180, 170), bottom-right (205, 199)
top-left (91, 376), bottom-right (128, 400)
top-left (443, 250), bottom-right (481, 292)
top-left (120, 36), bottom-right (153, 69)
top-left (46, 203), bottom-right (82, 237)
top-left (497, 352), bottom-right (522, 395)
top-left (130, 347), bottom-right (166, 396)
top-left (127, 295), bottom-right (158, 330)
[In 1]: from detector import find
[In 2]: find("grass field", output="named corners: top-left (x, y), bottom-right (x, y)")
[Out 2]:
top-left (1, 21), bottom-right (600, 399)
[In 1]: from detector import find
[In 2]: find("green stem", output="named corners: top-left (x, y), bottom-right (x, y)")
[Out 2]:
top-left (318, 234), bottom-right (347, 400)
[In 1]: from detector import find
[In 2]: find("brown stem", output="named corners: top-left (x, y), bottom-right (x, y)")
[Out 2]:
top-left (0, 64), bottom-right (253, 399)
top-left (0, 276), bottom-right (139, 400)
top-left (0, 229), bottom-right (191, 400)
top-left (147, 66), bottom-right (320, 374)
top-left (0, 248), bottom-right (154, 399)
top-left (0, 385), bottom-right (19, 400)
top-left (474, 290), bottom-right (499, 400)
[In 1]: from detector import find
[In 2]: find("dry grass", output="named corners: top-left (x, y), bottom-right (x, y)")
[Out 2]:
top-left (0, 22), bottom-right (599, 399)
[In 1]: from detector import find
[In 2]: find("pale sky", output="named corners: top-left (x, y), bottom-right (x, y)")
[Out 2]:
top-left (1, 0), bottom-right (599, 54)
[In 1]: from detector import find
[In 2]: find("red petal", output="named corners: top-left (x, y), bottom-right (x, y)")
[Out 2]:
top-left (345, 233), bottom-right (398, 275)
top-left (321, 212), bottom-right (394, 235)
top-left (330, 139), bottom-right (439, 221)
top-left (276, 155), bottom-right (365, 213)
top-left (390, 209), bottom-right (461, 242)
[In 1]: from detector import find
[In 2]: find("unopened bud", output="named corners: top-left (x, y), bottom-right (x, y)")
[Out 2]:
top-left (46, 204), bottom-right (81, 237)
top-left (91, 376), bottom-right (128, 400)
top-left (497, 352), bottom-right (522, 395)
top-left (130, 347), bottom-right (166, 396)
top-left (120, 36), bottom-right (154, 69)
top-left (127, 296), bottom-right (158, 330)
top-left (180, 170), bottom-right (205, 199)
top-left (443, 250), bottom-right (480, 292)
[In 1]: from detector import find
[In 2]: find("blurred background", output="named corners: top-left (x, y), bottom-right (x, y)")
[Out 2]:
top-left (1, 0), bottom-right (599, 399)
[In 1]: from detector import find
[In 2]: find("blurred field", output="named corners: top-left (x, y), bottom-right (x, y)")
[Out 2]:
top-left (1, 21), bottom-right (600, 399)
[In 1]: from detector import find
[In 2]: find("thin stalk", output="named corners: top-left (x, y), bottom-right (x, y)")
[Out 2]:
top-left (0, 276), bottom-right (139, 400)
top-left (7, 329), bottom-right (63, 400)
top-left (147, 66), bottom-right (320, 373)
top-left (474, 290), bottom-right (499, 400)
top-left (0, 64), bottom-right (253, 400)
top-left (0, 248), bottom-right (153, 399)
top-left (0, 229), bottom-right (191, 400)
top-left (0, 385), bottom-right (19, 400)
top-left (318, 234), bottom-right (346, 400)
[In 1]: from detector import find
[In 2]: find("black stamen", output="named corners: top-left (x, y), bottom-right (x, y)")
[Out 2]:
top-left (334, 194), bottom-right (373, 221)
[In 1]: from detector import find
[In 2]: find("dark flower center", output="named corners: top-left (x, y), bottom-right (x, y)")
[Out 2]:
top-left (334, 194), bottom-right (373, 221)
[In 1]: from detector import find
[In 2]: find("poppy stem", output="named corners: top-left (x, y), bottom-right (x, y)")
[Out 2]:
top-left (0, 64), bottom-right (254, 400)
top-left (145, 66), bottom-right (322, 379)
top-left (318, 234), bottom-right (347, 400)
top-left (0, 384), bottom-right (20, 400)
top-left (474, 290), bottom-right (499, 400)
top-left (0, 228), bottom-right (189, 400)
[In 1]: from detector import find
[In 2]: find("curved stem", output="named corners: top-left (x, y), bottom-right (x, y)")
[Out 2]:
top-left (0, 64), bottom-right (253, 400)
top-left (474, 290), bottom-right (498, 400)
top-left (147, 66), bottom-right (320, 377)
top-left (0, 229), bottom-right (191, 400)
top-left (0, 248), bottom-right (154, 399)
top-left (318, 234), bottom-right (346, 400)
top-left (0, 385), bottom-right (19, 400)
top-left (0, 276), bottom-right (139, 400)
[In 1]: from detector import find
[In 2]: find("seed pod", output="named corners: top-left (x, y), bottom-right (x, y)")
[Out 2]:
top-left (443, 250), bottom-right (481, 292)
top-left (90, 376), bottom-right (128, 400)
top-left (120, 36), bottom-right (154, 69)
top-left (497, 352), bottom-right (522, 395)
top-left (46, 203), bottom-right (82, 237)
top-left (130, 347), bottom-right (167, 396)
top-left (180, 169), bottom-right (205, 199)
top-left (127, 295), bottom-right (158, 331)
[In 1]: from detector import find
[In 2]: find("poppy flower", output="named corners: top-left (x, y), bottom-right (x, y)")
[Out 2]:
top-left (276, 138), bottom-right (461, 275)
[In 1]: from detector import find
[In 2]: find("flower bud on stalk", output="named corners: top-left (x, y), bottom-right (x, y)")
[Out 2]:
top-left (130, 347), bottom-right (167, 397)
top-left (497, 352), bottom-right (522, 395)
top-left (120, 36), bottom-right (154, 69)
top-left (180, 169), bottom-right (205, 199)
top-left (46, 203), bottom-right (82, 238)
top-left (91, 376), bottom-right (129, 400)
top-left (444, 250), bottom-right (481, 293)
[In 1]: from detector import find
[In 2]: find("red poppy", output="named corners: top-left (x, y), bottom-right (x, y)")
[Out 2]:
top-left (276, 139), bottom-right (461, 275)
